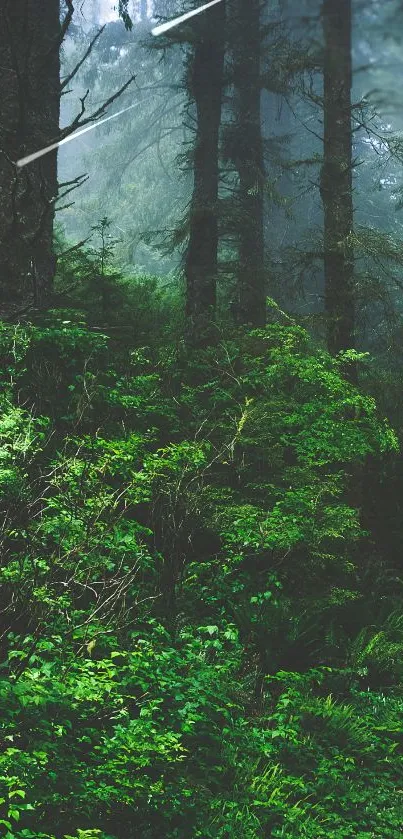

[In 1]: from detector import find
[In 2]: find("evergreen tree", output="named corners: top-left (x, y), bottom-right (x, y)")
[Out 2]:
top-left (0, 0), bottom-right (62, 313)
top-left (184, 0), bottom-right (226, 342)
top-left (1, 5), bottom-right (403, 839)
top-left (231, 0), bottom-right (266, 326)
top-left (320, 0), bottom-right (355, 354)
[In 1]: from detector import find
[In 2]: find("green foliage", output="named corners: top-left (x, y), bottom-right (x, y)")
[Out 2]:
top-left (54, 231), bottom-right (181, 347)
top-left (118, 1), bottom-right (133, 30)
top-left (0, 306), bottom-right (402, 838)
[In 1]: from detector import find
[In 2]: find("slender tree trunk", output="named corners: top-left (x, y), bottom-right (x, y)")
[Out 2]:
top-left (185, 1), bottom-right (225, 343)
top-left (0, 0), bottom-right (61, 315)
top-left (233, 0), bottom-right (266, 327)
top-left (140, 0), bottom-right (148, 20)
top-left (320, 0), bottom-right (355, 355)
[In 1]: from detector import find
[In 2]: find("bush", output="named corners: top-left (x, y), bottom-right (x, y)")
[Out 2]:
top-left (0, 310), bottom-right (402, 838)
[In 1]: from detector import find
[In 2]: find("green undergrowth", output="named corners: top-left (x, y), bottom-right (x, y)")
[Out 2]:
top-left (0, 304), bottom-right (402, 838)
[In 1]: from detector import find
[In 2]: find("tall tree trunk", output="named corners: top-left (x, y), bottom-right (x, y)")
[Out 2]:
top-left (140, 0), bottom-right (148, 20)
top-left (233, 0), bottom-right (266, 327)
top-left (0, 0), bottom-right (61, 315)
top-left (185, 1), bottom-right (225, 343)
top-left (320, 0), bottom-right (355, 355)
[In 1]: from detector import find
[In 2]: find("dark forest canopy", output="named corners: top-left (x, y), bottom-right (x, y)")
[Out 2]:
top-left (1, 2), bottom-right (403, 838)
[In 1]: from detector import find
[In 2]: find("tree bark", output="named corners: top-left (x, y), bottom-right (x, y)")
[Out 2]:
top-left (233, 0), bottom-right (266, 327)
top-left (0, 0), bottom-right (61, 315)
top-left (185, 1), bottom-right (225, 343)
top-left (320, 0), bottom-right (355, 355)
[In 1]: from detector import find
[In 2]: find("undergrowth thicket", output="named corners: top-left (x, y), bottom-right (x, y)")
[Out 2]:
top-left (0, 254), bottom-right (403, 838)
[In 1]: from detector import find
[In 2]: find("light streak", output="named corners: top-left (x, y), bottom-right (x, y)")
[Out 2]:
top-left (16, 102), bottom-right (139, 169)
top-left (151, 0), bottom-right (224, 37)
top-left (17, 0), bottom-right (224, 168)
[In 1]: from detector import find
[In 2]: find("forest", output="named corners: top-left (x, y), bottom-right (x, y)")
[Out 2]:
top-left (0, 0), bottom-right (403, 836)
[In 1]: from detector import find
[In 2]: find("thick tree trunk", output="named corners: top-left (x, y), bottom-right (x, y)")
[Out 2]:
top-left (0, 0), bottom-right (60, 315)
top-left (233, 0), bottom-right (266, 327)
top-left (185, 1), bottom-right (225, 343)
top-left (320, 0), bottom-right (355, 355)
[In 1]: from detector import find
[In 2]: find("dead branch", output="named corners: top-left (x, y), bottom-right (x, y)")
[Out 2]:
top-left (61, 74), bottom-right (136, 138)
top-left (57, 238), bottom-right (91, 260)
top-left (61, 25), bottom-right (106, 92)
top-left (55, 174), bottom-right (89, 204)
top-left (58, 173), bottom-right (89, 189)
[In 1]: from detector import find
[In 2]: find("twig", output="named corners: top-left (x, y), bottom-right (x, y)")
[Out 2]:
top-left (58, 237), bottom-right (91, 258)
top-left (61, 74), bottom-right (136, 138)
top-left (61, 26), bottom-right (106, 92)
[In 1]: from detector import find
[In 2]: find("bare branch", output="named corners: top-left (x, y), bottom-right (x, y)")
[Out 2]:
top-left (68, 88), bottom-right (91, 131)
top-left (57, 237), bottom-right (92, 259)
top-left (61, 26), bottom-right (106, 92)
top-left (61, 75), bottom-right (136, 138)
top-left (58, 174), bottom-right (89, 189)
top-left (55, 174), bottom-right (89, 204)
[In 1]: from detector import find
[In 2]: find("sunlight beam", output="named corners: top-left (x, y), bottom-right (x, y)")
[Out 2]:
top-left (16, 1), bottom-right (225, 168)
top-left (16, 102), bottom-right (139, 169)
top-left (151, 0), bottom-right (224, 37)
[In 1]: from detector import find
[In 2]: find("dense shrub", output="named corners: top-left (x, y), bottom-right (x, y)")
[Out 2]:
top-left (0, 309), bottom-right (402, 838)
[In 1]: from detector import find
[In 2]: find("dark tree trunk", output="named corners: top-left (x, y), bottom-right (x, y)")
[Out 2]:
top-left (320, 0), bottom-right (355, 355)
top-left (233, 0), bottom-right (266, 327)
top-left (0, 0), bottom-right (60, 315)
top-left (185, 1), bottom-right (225, 343)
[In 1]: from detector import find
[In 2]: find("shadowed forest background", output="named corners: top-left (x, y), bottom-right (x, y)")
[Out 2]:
top-left (1, 1), bottom-right (403, 837)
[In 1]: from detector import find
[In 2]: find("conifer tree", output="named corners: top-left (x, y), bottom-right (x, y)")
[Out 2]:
top-left (0, 1), bottom-right (136, 317)
top-left (0, 0), bottom-right (62, 312)
top-left (320, 0), bottom-right (355, 354)
top-left (231, 0), bottom-right (266, 327)
top-left (184, 0), bottom-right (226, 342)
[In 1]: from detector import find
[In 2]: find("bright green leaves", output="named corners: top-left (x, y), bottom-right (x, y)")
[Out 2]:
top-left (0, 624), bottom-right (245, 837)
top-left (0, 403), bottom-right (48, 503)
top-left (0, 314), bottom-right (401, 839)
